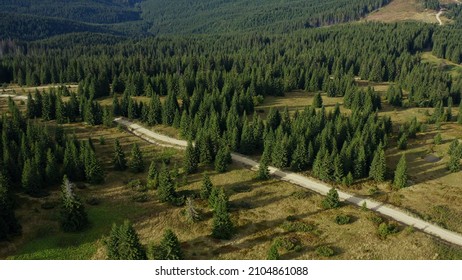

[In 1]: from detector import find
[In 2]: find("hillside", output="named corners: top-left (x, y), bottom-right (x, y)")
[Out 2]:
top-left (0, 0), bottom-right (392, 40)
top-left (141, 0), bottom-right (391, 34)
top-left (0, 0), bottom-right (142, 24)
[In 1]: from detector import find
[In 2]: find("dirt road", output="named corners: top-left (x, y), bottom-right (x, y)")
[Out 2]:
top-left (436, 10), bottom-right (443, 25)
top-left (115, 117), bottom-right (462, 247)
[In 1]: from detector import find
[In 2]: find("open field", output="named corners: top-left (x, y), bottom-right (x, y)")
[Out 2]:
top-left (365, 0), bottom-right (443, 24)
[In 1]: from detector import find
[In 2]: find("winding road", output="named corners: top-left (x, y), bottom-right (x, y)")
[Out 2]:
top-left (115, 117), bottom-right (462, 247)
top-left (436, 10), bottom-right (443, 25)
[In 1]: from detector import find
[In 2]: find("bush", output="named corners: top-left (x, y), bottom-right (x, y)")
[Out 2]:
top-left (316, 245), bottom-right (335, 257)
top-left (335, 214), bottom-right (351, 225)
top-left (274, 236), bottom-right (302, 252)
top-left (280, 221), bottom-right (314, 232)
top-left (377, 222), bottom-right (400, 239)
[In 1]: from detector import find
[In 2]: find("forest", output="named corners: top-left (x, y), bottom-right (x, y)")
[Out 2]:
top-left (1, 0), bottom-right (462, 260)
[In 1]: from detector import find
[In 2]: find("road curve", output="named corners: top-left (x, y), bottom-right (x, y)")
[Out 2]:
top-left (436, 10), bottom-right (443, 25)
top-left (115, 117), bottom-right (462, 247)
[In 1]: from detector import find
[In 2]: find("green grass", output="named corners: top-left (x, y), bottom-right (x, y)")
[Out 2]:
top-left (10, 204), bottom-right (146, 260)
top-left (421, 52), bottom-right (462, 78)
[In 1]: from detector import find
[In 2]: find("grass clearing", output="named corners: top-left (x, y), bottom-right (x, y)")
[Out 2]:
top-left (421, 52), bottom-right (462, 78)
top-left (364, 0), bottom-right (441, 24)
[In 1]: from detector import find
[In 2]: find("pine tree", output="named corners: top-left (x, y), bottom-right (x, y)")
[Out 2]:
top-left (145, 160), bottom-right (158, 190)
top-left (257, 158), bottom-right (270, 180)
top-left (84, 148), bottom-right (105, 184)
top-left (0, 173), bottom-right (21, 240)
top-left (214, 144), bottom-right (230, 173)
top-left (200, 174), bottom-right (213, 200)
top-left (212, 188), bottom-right (234, 240)
top-left (393, 154), bottom-right (408, 189)
top-left (313, 92), bottom-right (323, 108)
top-left (60, 176), bottom-right (88, 232)
top-left (354, 146), bottom-right (367, 179)
top-left (267, 243), bottom-right (280, 260)
top-left (55, 97), bottom-right (65, 124)
top-left (105, 220), bottom-right (146, 260)
top-left (22, 159), bottom-right (39, 195)
top-left (26, 92), bottom-right (36, 119)
top-left (369, 146), bottom-right (387, 183)
top-left (183, 141), bottom-right (198, 174)
top-left (333, 154), bottom-right (344, 183)
top-left (447, 153), bottom-right (461, 173)
top-left (322, 188), bottom-right (340, 209)
top-left (157, 229), bottom-right (183, 260)
top-left (112, 139), bottom-right (127, 171)
top-left (342, 172), bottom-right (354, 186)
top-left (158, 164), bottom-right (177, 203)
top-left (45, 149), bottom-right (60, 186)
top-left (129, 143), bottom-right (144, 173)
top-left (290, 140), bottom-right (308, 172)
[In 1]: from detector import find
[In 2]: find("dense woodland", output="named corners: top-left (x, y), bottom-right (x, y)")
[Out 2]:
top-left (0, 0), bottom-right (390, 40)
top-left (1, 0), bottom-right (462, 253)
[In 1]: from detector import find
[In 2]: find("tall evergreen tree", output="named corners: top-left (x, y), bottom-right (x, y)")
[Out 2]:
top-left (112, 139), bottom-right (127, 171)
top-left (45, 149), bottom-right (60, 186)
top-left (212, 188), bottom-right (234, 240)
top-left (105, 220), bottom-right (146, 260)
top-left (257, 157), bottom-right (270, 180)
top-left (322, 188), bottom-right (340, 209)
top-left (129, 143), bottom-right (144, 173)
top-left (313, 92), bottom-right (323, 108)
top-left (393, 154), bottom-right (408, 189)
top-left (84, 148), bottom-right (105, 184)
top-left (157, 229), bottom-right (183, 260)
top-left (0, 173), bottom-right (21, 240)
top-left (60, 176), bottom-right (88, 232)
top-left (158, 164), bottom-right (177, 203)
top-left (183, 141), bottom-right (199, 174)
top-left (200, 174), bottom-right (213, 200)
top-left (369, 145), bottom-right (387, 182)
top-left (215, 144), bottom-right (231, 173)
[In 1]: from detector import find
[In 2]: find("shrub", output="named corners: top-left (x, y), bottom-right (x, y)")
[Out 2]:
top-left (281, 221), bottom-right (314, 232)
top-left (377, 222), bottom-right (400, 239)
top-left (335, 215), bottom-right (351, 225)
top-left (316, 245), bottom-right (335, 257)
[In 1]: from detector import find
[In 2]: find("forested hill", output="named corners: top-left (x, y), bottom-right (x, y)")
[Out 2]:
top-left (141, 0), bottom-right (391, 34)
top-left (0, 0), bottom-right (391, 40)
top-left (0, 0), bottom-right (143, 24)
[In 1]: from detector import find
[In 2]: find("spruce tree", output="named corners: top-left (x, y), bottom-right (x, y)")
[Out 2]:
top-left (447, 153), bottom-right (461, 173)
top-left (0, 173), bottom-right (21, 240)
top-left (84, 149), bottom-right (105, 184)
top-left (291, 140), bottom-right (308, 172)
top-left (147, 160), bottom-right (158, 189)
top-left (129, 143), bottom-right (144, 173)
top-left (333, 154), bottom-right (344, 183)
top-left (313, 92), bottom-right (323, 108)
top-left (369, 146), bottom-right (386, 183)
top-left (183, 141), bottom-right (198, 174)
top-left (60, 176), bottom-right (88, 232)
top-left (214, 144), bottom-right (230, 173)
top-left (105, 220), bottom-right (146, 260)
top-left (112, 139), bottom-right (127, 171)
top-left (322, 188), bottom-right (340, 209)
top-left (212, 188), bottom-right (234, 240)
top-left (257, 158), bottom-right (270, 180)
top-left (393, 154), bottom-right (408, 189)
top-left (157, 229), bottom-right (183, 260)
top-left (158, 164), bottom-right (177, 203)
top-left (200, 174), bottom-right (213, 200)
top-left (45, 149), bottom-right (60, 186)
top-left (22, 159), bottom-right (39, 195)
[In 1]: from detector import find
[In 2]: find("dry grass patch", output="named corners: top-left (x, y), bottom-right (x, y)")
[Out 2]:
top-left (365, 0), bottom-right (440, 24)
